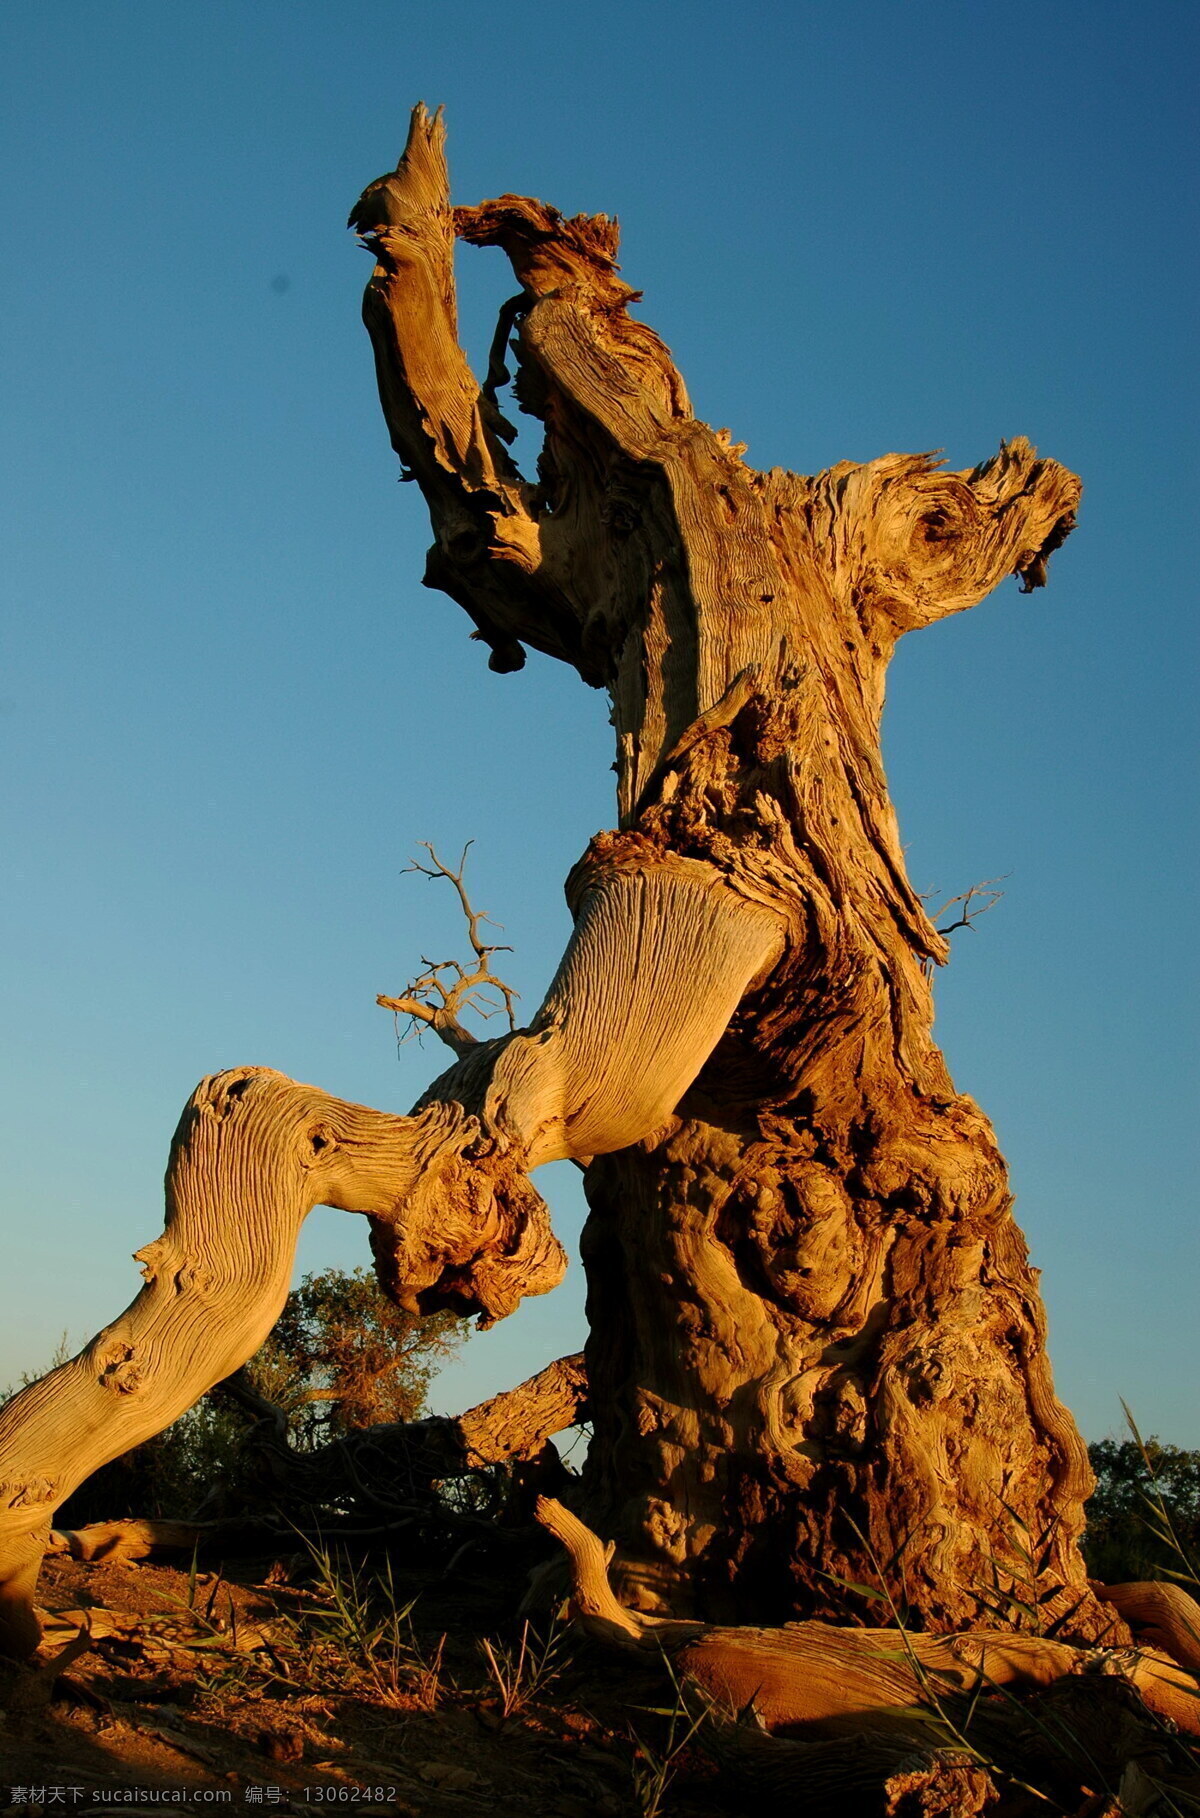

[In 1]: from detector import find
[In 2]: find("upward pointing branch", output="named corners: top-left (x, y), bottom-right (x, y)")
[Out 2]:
top-left (377, 842), bottom-right (519, 1056)
top-left (351, 103), bottom-right (586, 677)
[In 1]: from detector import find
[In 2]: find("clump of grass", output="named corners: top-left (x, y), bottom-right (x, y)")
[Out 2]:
top-left (627, 1659), bottom-right (712, 1818)
top-left (823, 1519), bottom-right (1094, 1813)
top-left (1119, 1400), bottom-right (1200, 1591)
top-left (478, 1615), bottom-right (569, 1718)
top-left (409, 1628), bottom-right (447, 1711)
top-left (971, 1500), bottom-right (1094, 1641)
top-left (296, 1540), bottom-right (448, 1708)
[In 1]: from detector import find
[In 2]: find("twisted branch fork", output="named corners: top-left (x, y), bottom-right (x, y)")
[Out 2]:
top-left (377, 843), bottom-right (519, 1057)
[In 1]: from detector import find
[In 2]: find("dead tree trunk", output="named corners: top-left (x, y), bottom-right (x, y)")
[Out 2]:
top-left (0, 104), bottom-right (1111, 1660)
top-left (350, 106), bottom-right (1106, 1638)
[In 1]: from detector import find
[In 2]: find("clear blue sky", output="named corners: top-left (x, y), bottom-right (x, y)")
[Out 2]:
top-left (1, 2), bottom-right (1196, 1445)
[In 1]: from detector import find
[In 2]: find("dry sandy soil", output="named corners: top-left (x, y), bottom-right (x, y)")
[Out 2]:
top-left (0, 1547), bottom-right (729, 1818)
top-left (6, 1543), bottom-right (1200, 1817)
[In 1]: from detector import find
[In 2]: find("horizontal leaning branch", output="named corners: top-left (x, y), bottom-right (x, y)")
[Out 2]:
top-left (46, 1351), bottom-right (590, 1565)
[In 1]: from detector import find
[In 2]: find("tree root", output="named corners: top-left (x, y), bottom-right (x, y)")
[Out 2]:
top-left (535, 1497), bottom-right (1200, 1740)
top-left (705, 1719), bottom-right (999, 1818)
top-left (1092, 1578), bottom-right (1200, 1679)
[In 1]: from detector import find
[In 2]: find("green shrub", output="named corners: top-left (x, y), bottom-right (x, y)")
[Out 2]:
top-left (257, 1265), bottom-right (467, 1447)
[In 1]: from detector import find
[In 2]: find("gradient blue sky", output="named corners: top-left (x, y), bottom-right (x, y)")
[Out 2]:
top-left (2, 2), bottom-right (1196, 1444)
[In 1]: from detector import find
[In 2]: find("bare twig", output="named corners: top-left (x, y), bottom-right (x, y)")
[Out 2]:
top-left (377, 842), bottom-right (519, 1056)
top-left (923, 876), bottom-right (1008, 938)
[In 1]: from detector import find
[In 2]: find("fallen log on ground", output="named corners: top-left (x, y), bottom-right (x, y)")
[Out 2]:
top-left (47, 1519), bottom-right (215, 1564)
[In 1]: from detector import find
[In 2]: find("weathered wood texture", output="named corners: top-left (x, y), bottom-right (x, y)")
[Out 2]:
top-left (351, 105), bottom-right (1104, 1636)
top-left (0, 104), bottom-right (1111, 1663)
top-left (0, 1066), bottom-right (568, 1655)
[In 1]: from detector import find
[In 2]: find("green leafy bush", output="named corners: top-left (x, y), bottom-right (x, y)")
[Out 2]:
top-left (256, 1265), bottom-right (467, 1446)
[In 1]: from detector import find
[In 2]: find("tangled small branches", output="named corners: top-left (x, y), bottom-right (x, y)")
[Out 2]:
top-left (916, 876), bottom-right (1008, 979)
top-left (930, 876), bottom-right (1007, 937)
top-left (377, 843), bottom-right (519, 1057)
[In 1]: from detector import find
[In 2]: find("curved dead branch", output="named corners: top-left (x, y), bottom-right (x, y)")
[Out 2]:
top-left (0, 1067), bottom-right (567, 1657)
top-left (255, 1350), bottom-right (589, 1510)
top-left (1, 841), bottom-right (781, 1658)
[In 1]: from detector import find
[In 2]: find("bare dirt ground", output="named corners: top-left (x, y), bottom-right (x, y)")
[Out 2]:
top-left (7, 1544), bottom-right (1200, 1816)
top-left (0, 1549), bottom-right (730, 1818)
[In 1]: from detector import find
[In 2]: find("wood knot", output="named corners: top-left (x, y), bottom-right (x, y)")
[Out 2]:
top-left (193, 1067), bottom-right (284, 1123)
top-left (0, 1476), bottom-right (58, 1511)
top-left (134, 1237), bottom-right (168, 1281)
top-left (897, 1346), bottom-right (950, 1407)
top-left (96, 1343), bottom-right (144, 1394)
top-left (601, 492), bottom-right (642, 535)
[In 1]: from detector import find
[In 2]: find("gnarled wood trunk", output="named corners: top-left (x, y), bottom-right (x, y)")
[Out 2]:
top-left (0, 105), bottom-right (1113, 1659)
top-left (351, 105), bottom-right (1106, 1638)
top-left (580, 1111), bottom-right (1092, 1629)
